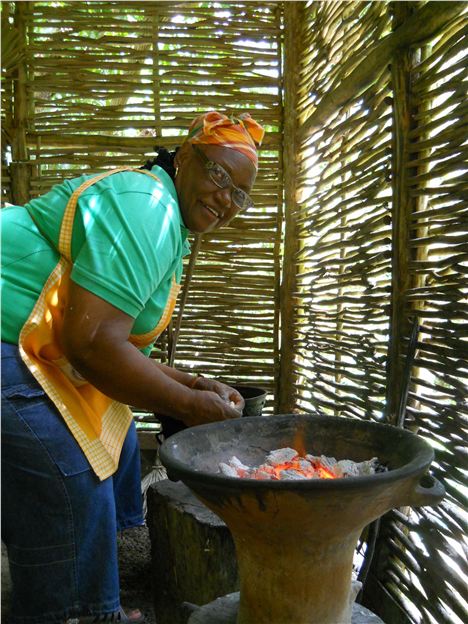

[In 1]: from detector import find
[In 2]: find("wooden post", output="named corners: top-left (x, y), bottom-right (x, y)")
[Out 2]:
top-left (11, 1), bottom-right (32, 205)
top-left (385, 2), bottom-right (419, 424)
top-left (362, 3), bottom-right (420, 620)
top-left (277, 1), bottom-right (303, 413)
top-left (272, 2), bottom-right (284, 414)
top-left (1, 5), bottom-right (14, 151)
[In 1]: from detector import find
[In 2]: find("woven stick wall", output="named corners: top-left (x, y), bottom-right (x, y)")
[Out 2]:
top-left (1, 0), bottom-right (283, 404)
top-left (281, 2), bottom-right (467, 623)
top-left (2, 2), bottom-right (467, 622)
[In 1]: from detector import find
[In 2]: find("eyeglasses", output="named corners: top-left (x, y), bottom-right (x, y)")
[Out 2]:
top-left (192, 144), bottom-right (254, 211)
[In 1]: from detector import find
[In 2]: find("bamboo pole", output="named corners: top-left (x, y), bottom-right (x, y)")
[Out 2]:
top-left (277, 1), bottom-right (303, 413)
top-left (301, 0), bottom-right (465, 140)
top-left (11, 1), bottom-right (31, 205)
top-left (168, 235), bottom-right (202, 367)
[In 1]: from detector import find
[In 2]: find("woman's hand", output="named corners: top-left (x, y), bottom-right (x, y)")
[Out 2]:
top-left (182, 378), bottom-right (245, 427)
top-left (192, 378), bottom-right (244, 413)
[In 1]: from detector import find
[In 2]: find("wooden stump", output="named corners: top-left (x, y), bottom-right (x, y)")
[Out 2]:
top-left (146, 479), bottom-right (239, 624)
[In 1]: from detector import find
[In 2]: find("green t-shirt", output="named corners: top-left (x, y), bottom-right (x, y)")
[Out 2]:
top-left (1, 165), bottom-right (190, 355)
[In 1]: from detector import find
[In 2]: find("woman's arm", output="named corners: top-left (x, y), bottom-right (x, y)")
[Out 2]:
top-left (154, 361), bottom-right (198, 387)
top-left (154, 362), bottom-right (244, 410)
top-left (61, 281), bottom-right (241, 425)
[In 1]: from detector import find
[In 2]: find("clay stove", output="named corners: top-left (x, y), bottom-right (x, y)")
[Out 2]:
top-left (160, 414), bottom-right (444, 624)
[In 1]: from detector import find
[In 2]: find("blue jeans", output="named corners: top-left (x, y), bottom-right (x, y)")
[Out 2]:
top-left (1, 342), bottom-right (144, 623)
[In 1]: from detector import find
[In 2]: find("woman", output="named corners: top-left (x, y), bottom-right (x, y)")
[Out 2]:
top-left (1, 111), bottom-right (265, 623)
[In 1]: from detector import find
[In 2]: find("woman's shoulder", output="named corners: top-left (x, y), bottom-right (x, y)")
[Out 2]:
top-left (88, 166), bottom-right (180, 223)
top-left (97, 165), bottom-right (176, 199)
top-left (1, 204), bottom-right (36, 228)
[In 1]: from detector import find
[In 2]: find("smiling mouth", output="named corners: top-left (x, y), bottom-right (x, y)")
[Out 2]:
top-left (203, 203), bottom-right (222, 220)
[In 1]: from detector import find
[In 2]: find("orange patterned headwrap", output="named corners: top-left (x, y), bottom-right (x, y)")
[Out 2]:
top-left (184, 111), bottom-right (265, 169)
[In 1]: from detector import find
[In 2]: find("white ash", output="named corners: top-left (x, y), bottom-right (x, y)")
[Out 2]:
top-left (219, 456), bottom-right (250, 478)
top-left (266, 447), bottom-right (298, 465)
top-left (229, 456), bottom-right (249, 472)
top-left (297, 458), bottom-right (314, 471)
top-left (219, 447), bottom-right (383, 480)
top-left (307, 454), bottom-right (335, 471)
top-left (219, 463), bottom-right (238, 478)
top-left (334, 458), bottom-right (380, 478)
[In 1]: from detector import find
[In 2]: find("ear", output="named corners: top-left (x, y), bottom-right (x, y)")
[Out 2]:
top-left (174, 142), bottom-right (192, 169)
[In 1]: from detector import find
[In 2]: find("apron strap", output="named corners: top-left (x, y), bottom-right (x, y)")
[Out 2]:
top-left (58, 167), bottom-right (161, 260)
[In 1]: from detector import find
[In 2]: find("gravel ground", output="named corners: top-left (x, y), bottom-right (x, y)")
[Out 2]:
top-left (118, 524), bottom-right (157, 624)
top-left (2, 526), bottom-right (157, 624)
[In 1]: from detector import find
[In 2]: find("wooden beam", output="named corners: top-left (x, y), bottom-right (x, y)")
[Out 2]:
top-left (25, 131), bottom-right (279, 150)
top-left (301, 1), bottom-right (465, 139)
top-left (277, 1), bottom-right (303, 413)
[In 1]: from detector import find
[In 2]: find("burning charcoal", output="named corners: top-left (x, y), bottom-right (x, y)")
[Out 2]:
top-left (253, 469), bottom-right (277, 480)
top-left (219, 462), bottom-right (239, 477)
top-left (229, 456), bottom-right (250, 472)
top-left (223, 448), bottom-right (383, 481)
top-left (279, 469), bottom-right (308, 480)
top-left (319, 455), bottom-right (338, 471)
top-left (305, 454), bottom-right (336, 468)
top-left (297, 458), bottom-right (314, 471)
top-left (266, 447), bottom-right (298, 466)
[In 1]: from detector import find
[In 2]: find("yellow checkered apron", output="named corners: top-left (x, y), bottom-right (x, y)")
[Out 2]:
top-left (19, 168), bottom-right (181, 480)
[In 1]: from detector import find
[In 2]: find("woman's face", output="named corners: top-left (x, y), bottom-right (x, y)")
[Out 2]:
top-left (174, 143), bottom-right (257, 233)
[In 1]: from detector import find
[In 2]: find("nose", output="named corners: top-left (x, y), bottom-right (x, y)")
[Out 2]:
top-left (214, 186), bottom-right (233, 211)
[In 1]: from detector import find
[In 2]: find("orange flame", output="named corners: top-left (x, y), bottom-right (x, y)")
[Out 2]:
top-left (250, 457), bottom-right (336, 480)
top-left (293, 428), bottom-right (307, 458)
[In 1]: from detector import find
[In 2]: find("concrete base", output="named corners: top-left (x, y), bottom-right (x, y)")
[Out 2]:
top-left (188, 591), bottom-right (385, 624)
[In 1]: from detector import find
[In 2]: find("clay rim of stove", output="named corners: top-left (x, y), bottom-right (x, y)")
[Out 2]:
top-left (160, 414), bottom-right (436, 492)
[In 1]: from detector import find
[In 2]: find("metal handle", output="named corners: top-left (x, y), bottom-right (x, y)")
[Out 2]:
top-left (408, 474), bottom-right (445, 507)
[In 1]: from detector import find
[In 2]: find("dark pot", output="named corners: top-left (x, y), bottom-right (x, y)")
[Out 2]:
top-left (230, 384), bottom-right (267, 417)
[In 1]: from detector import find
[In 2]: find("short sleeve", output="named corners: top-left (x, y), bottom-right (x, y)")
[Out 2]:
top-left (70, 170), bottom-right (182, 318)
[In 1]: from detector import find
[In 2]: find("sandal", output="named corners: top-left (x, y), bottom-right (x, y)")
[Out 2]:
top-left (67, 606), bottom-right (145, 623)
